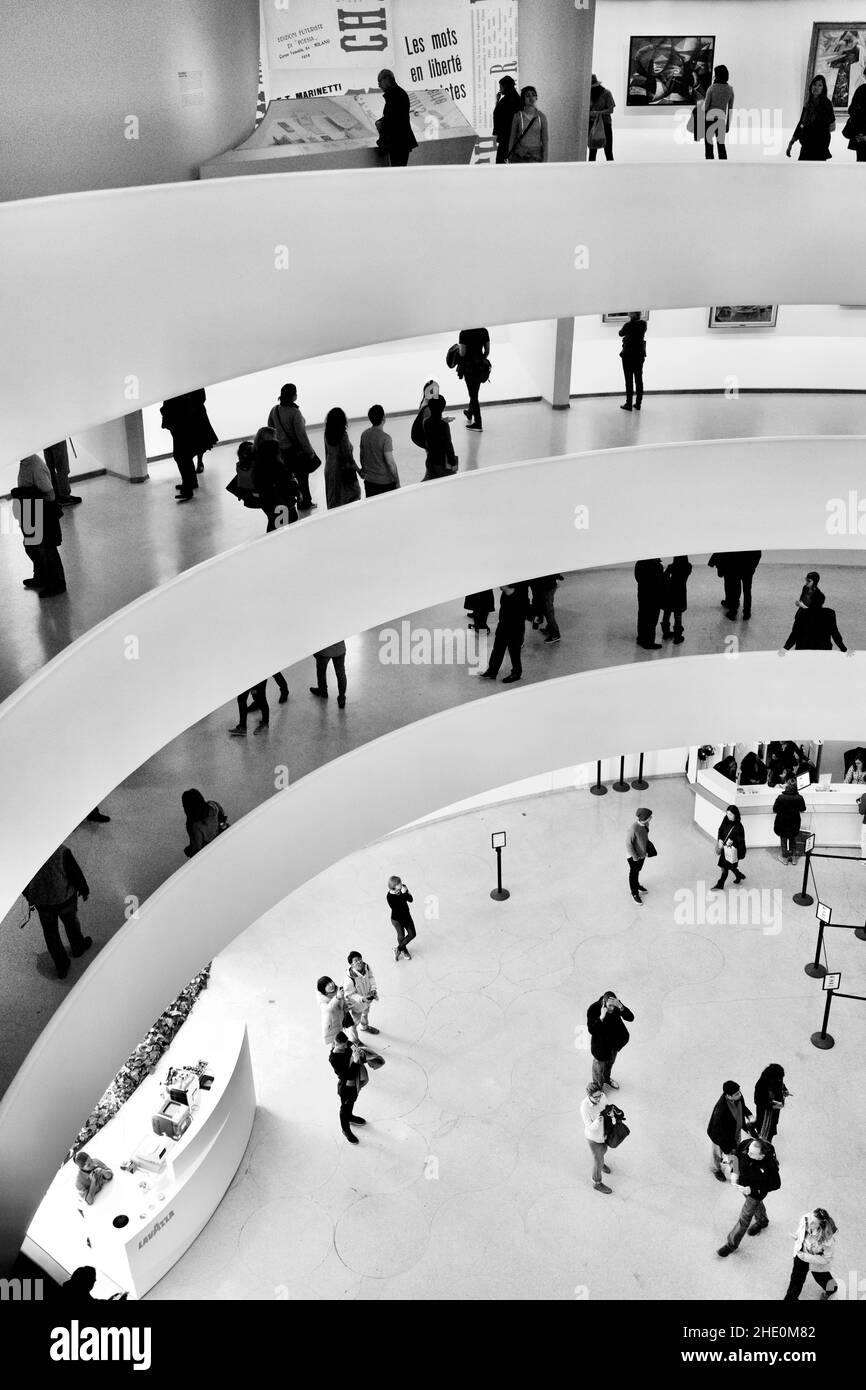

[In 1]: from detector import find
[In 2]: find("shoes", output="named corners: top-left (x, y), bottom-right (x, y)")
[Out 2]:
top-left (253, 722), bottom-right (269, 734)
top-left (661, 630), bottom-right (672, 640)
top-left (502, 673), bottom-right (522, 683)
top-left (711, 882), bottom-right (725, 891)
top-left (478, 670), bottom-right (496, 680)
top-left (593, 1182), bottom-right (612, 1194)
top-left (602, 1164), bottom-right (611, 1174)
top-left (637, 883), bottom-right (649, 892)
top-left (342, 1129), bottom-right (359, 1144)
top-left (60, 495), bottom-right (83, 505)
top-left (394, 946), bottom-right (401, 962)
top-left (790, 857), bottom-right (799, 867)
top-left (713, 1171), bottom-right (728, 1183)
top-left (349, 1116), bottom-right (367, 1126)
top-left (734, 873), bottom-right (746, 883)
top-left (631, 893), bottom-right (642, 904)
top-left (86, 810), bottom-right (110, 823)
top-left (22, 578), bottom-right (40, 588)
top-left (56, 961), bottom-right (70, 980)
top-left (401, 949), bottom-right (412, 960)
top-left (362, 1025), bottom-right (380, 1034)
top-left (822, 1283), bottom-right (838, 1300)
top-left (778, 853), bottom-right (790, 864)
top-left (309, 687), bottom-right (328, 699)
top-left (724, 609), bottom-right (737, 620)
top-left (229, 726), bottom-right (246, 737)
top-left (70, 937), bottom-right (93, 958)
top-left (277, 689), bottom-right (289, 704)
top-left (38, 586), bottom-right (67, 597)
top-left (195, 463), bottom-right (204, 474)
top-left (637, 641), bottom-right (662, 650)
top-left (337, 696), bottom-right (346, 709)
top-left (748, 1222), bottom-right (768, 1237)
top-left (606, 1079), bottom-right (620, 1090)
top-left (466, 423), bottom-right (483, 431)
top-left (634, 403), bottom-right (642, 411)
top-left (544, 634), bottom-right (561, 644)
top-left (717, 1245), bottom-right (734, 1258)
top-left (673, 635), bottom-right (685, 645)
top-left (531, 617), bottom-right (543, 629)
top-left (620, 404), bottom-right (633, 411)
top-left (463, 408), bottom-right (473, 419)
top-left (176, 492), bottom-right (194, 503)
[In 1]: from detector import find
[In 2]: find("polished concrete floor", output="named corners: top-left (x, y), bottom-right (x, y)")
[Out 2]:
top-left (2, 390), bottom-right (866, 703)
top-left (143, 779), bottom-right (866, 1301)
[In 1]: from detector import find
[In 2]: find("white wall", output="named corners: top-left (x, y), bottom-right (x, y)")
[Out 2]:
top-left (593, 0), bottom-right (864, 161)
top-left (4, 163), bottom-right (866, 474)
top-left (0, 0), bottom-right (260, 201)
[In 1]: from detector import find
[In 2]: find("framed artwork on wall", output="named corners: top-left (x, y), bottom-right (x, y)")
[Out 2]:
top-left (602, 311), bottom-right (650, 324)
top-left (806, 23), bottom-right (866, 113)
top-left (708, 306), bottom-right (778, 330)
top-left (626, 36), bottom-right (715, 107)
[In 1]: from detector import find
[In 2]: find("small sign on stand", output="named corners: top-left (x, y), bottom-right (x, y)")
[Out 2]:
top-left (490, 831), bottom-right (510, 902)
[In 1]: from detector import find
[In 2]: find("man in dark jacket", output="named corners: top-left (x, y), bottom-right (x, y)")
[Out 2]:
top-left (328, 1032), bottom-right (367, 1144)
top-left (480, 583), bottom-right (531, 683)
top-left (376, 70), bottom-right (418, 166)
top-left (586, 991), bottom-right (635, 1090)
top-left (727, 551), bottom-right (762, 620)
top-left (783, 591), bottom-right (847, 651)
top-left (618, 311), bottom-right (646, 410)
top-left (634, 558), bottom-right (665, 649)
top-left (23, 844), bottom-right (92, 979)
top-left (717, 1137), bottom-right (781, 1256)
top-left (458, 326), bottom-right (490, 431)
top-left (707, 1080), bottom-right (753, 1182)
top-left (12, 454), bottom-right (67, 597)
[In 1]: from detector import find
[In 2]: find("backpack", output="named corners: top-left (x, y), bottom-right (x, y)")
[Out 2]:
top-left (445, 343), bottom-right (462, 371)
top-left (234, 444), bottom-right (261, 508)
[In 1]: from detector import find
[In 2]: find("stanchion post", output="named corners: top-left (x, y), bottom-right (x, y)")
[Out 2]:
top-left (490, 831), bottom-right (510, 902)
top-left (612, 755), bottom-right (630, 793)
top-left (810, 988), bottom-right (836, 1050)
top-left (590, 759), bottom-right (608, 796)
top-left (631, 752), bottom-right (649, 791)
top-left (804, 919), bottom-right (828, 979)
top-left (793, 845), bottom-right (815, 907)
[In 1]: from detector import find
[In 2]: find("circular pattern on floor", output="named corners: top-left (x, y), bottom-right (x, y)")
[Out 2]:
top-left (368, 994), bottom-right (428, 1044)
top-left (237, 1197), bottom-right (334, 1283)
top-left (427, 1191), bottom-right (527, 1278)
top-left (247, 1119), bottom-right (341, 1199)
top-left (423, 942), bottom-right (502, 993)
top-left (422, 991), bottom-right (506, 1050)
top-left (501, 936), bottom-right (575, 988)
top-left (648, 930), bottom-right (726, 985)
top-left (511, 1043), bottom-right (589, 1113)
top-left (335, 1118), bottom-right (429, 1194)
top-left (334, 1191), bottom-right (432, 1276)
top-left (425, 1044), bottom-right (512, 1117)
top-left (356, 1053), bottom-right (428, 1120)
top-left (426, 1116), bottom-right (519, 1191)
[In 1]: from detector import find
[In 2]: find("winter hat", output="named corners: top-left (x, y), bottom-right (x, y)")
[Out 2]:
top-left (722, 1080), bottom-right (740, 1096)
top-left (636, 808), bottom-right (652, 822)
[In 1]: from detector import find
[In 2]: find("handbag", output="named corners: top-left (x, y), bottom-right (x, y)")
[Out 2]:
top-left (645, 840), bottom-right (657, 858)
top-left (357, 1062), bottom-right (370, 1090)
top-left (602, 1104), bottom-right (630, 1149)
top-left (724, 842), bottom-right (739, 864)
top-left (364, 1050), bottom-right (386, 1071)
top-left (507, 112), bottom-right (539, 161)
top-left (588, 111), bottom-right (606, 149)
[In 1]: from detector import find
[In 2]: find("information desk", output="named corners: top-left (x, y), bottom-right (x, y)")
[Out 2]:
top-left (24, 1020), bottom-right (255, 1299)
top-left (694, 768), bottom-right (864, 849)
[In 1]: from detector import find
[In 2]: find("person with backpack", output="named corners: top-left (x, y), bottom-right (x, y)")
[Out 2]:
top-left (252, 426), bottom-right (299, 532)
top-left (457, 327), bottom-right (491, 431)
top-left (507, 85), bottom-right (549, 163)
top-left (267, 383), bottom-right (320, 512)
top-left (717, 1136), bottom-right (781, 1256)
top-left (226, 440), bottom-right (261, 510)
top-left (588, 74), bottom-right (615, 161)
top-left (23, 843), bottom-right (92, 980)
top-left (182, 789), bottom-right (229, 858)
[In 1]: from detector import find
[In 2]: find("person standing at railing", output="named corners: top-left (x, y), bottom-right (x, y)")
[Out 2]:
top-left (618, 312), bottom-right (646, 411)
top-left (703, 64), bottom-right (734, 159)
top-left (786, 76), bottom-right (835, 160)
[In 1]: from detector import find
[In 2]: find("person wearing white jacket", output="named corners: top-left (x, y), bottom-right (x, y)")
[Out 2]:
top-left (344, 952), bottom-right (380, 1035)
top-left (580, 1083), bottom-right (612, 1194)
top-left (784, 1210), bottom-right (839, 1300)
top-left (317, 976), bottom-right (358, 1049)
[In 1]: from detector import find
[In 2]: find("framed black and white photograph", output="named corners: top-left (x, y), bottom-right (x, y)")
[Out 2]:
top-left (708, 305), bottom-right (778, 330)
top-left (602, 310), bottom-right (650, 324)
top-left (626, 35), bottom-right (715, 107)
top-left (806, 22), bottom-right (866, 113)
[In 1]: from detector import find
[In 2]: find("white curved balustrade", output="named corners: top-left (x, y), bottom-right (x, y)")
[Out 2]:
top-left (1, 649), bottom-right (864, 1266)
top-left (3, 164), bottom-right (866, 460)
top-left (1, 435), bottom-right (865, 926)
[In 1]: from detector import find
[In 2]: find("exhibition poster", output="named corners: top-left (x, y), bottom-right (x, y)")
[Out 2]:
top-left (260, 0), bottom-right (396, 98)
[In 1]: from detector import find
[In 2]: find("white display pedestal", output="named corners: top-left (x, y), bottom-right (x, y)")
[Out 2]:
top-left (24, 1020), bottom-right (255, 1299)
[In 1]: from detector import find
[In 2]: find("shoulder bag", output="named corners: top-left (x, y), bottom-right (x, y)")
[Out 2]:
top-left (721, 826), bottom-right (739, 864)
top-left (589, 111), bottom-right (607, 148)
top-left (507, 113), bottom-right (538, 161)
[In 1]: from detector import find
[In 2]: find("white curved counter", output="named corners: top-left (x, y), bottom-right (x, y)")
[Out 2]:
top-left (23, 1020), bottom-right (254, 1299)
top-left (694, 767), bottom-right (864, 850)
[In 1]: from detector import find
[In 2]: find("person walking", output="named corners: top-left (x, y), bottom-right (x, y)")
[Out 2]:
top-left (344, 952), bottom-right (380, 1035)
top-left (422, 395), bottom-right (458, 479)
top-left (492, 75), bottom-right (522, 163)
top-left (310, 640), bottom-right (348, 709)
top-left (528, 575), bottom-right (562, 643)
top-left (182, 789), bottom-right (228, 859)
top-left (507, 86), bottom-right (549, 163)
top-left (324, 408), bottom-right (362, 509)
top-left (586, 992), bottom-right (634, 1090)
top-left (387, 875), bottom-right (416, 961)
top-left (730, 551), bottom-right (761, 619)
top-left (703, 64), bottom-right (734, 158)
top-left (12, 454), bottom-right (67, 597)
top-left (317, 977), bottom-right (358, 1049)
top-left (844, 78), bottom-right (866, 160)
top-left (588, 74), bottom-right (616, 160)
top-left (329, 1031), bottom-right (367, 1143)
top-left (458, 326), bottom-right (491, 431)
top-left (580, 1083), bottom-right (612, 1194)
top-left (23, 843), bottom-right (92, 980)
top-left (706, 1081), bottom-right (752, 1182)
top-left (160, 392), bottom-right (205, 503)
top-left (754, 1063), bottom-right (790, 1142)
top-left (712, 805), bottom-right (747, 890)
top-left (716, 1136), bottom-right (781, 1256)
top-left (661, 555), bottom-right (691, 644)
top-left (464, 590), bottom-right (495, 633)
top-left (253, 426), bottom-right (299, 532)
top-left (784, 1210), bottom-right (839, 1301)
top-left (359, 405), bottom-right (400, 497)
top-left (787, 75), bottom-right (836, 160)
top-left (375, 69), bottom-right (418, 166)
top-left (782, 591), bottom-right (847, 651)
top-left (625, 807), bottom-right (653, 903)
top-left (479, 582), bottom-right (530, 683)
top-left (267, 383), bottom-right (320, 512)
top-left (186, 388), bottom-right (218, 473)
top-left (634, 558), bottom-right (664, 649)
top-left (619, 312), bottom-right (647, 411)
top-left (229, 673), bottom-right (288, 736)
top-left (772, 779), bottom-right (806, 865)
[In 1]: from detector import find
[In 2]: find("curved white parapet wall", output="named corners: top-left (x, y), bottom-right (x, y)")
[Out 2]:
top-left (1, 435), bottom-right (866, 925)
top-left (3, 164), bottom-right (866, 460)
top-left (1, 650), bottom-right (864, 1266)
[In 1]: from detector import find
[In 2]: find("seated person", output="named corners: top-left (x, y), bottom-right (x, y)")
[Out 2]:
top-left (713, 755), bottom-right (738, 782)
top-left (844, 755), bottom-right (866, 784)
top-left (73, 1150), bottom-right (113, 1205)
top-left (738, 751), bottom-right (768, 785)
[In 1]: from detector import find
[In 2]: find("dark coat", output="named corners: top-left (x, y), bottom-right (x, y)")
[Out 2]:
top-left (619, 318), bottom-right (647, 359)
top-left (634, 559), bottom-right (665, 606)
top-left (793, 97), bottom-right (835, 160)
top-left (707, 1094), bottom-right (753, 1151)
top-left (465, 590), bottom-right (495, 620)
top-left (772, 790), bottom-right (805, 837)
top-left (717, 817), bottom-right (746, 868)
top-left (735, 1139), bottom-right (781, 1201)
top-left (846, 83), bottom-right (866, 147)
top-left (496, 583), bottom-right (531, 631)
top-left (663, 558), bottom-right (691, 612)
top-left (378, 83), bottom-right (418, 155)
top-left (423, 417), bottom-right (457, 479)
top-left (253, 439), bottom-right (299, 518)
top-left (493, 91), bottom-right (522, 160)
top-left (784, 607), bottom-right (847, 651)
top-left (586, 998), bottom-right (634, 1060)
